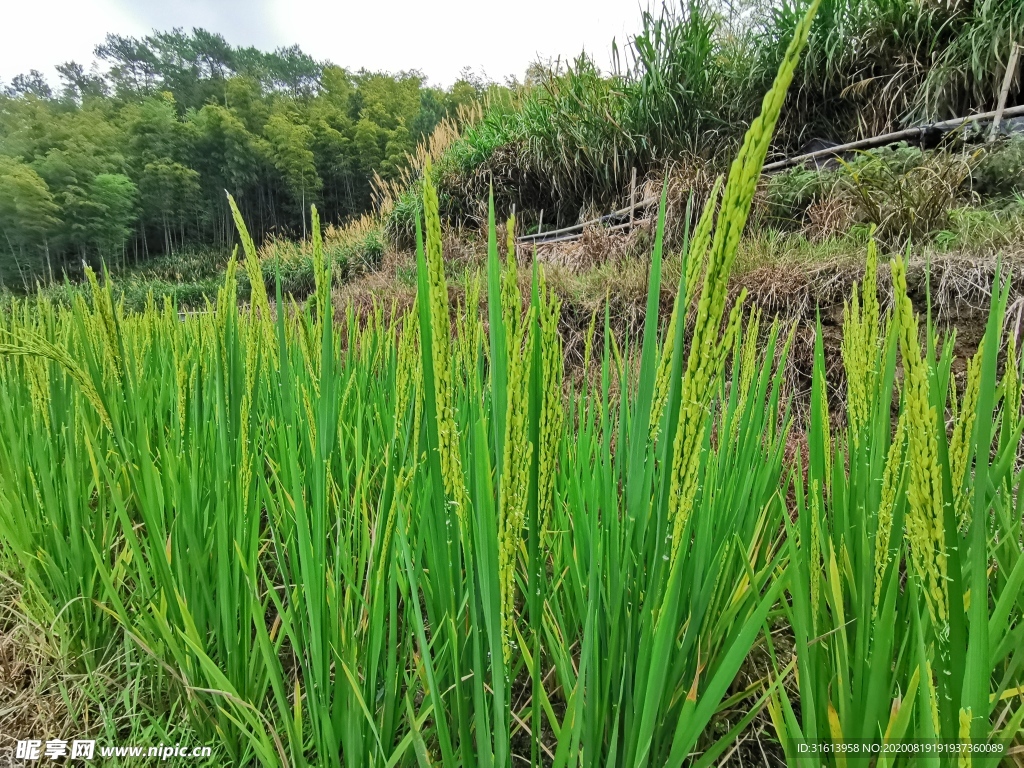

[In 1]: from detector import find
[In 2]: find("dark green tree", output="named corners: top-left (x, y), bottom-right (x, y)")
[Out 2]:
top-left (138, 160), bottom-right (200, 254)
top-left (0, 158), bottom-right (60, 285)
top-left (83, 173), bottom-right (138, 266)
top-left (265, 112), bottom-right (321, 238)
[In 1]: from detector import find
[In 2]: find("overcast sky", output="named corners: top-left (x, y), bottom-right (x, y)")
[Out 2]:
top-left (1, 0), bottom-right (646, 88)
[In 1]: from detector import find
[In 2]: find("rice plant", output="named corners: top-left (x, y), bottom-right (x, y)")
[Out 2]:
top-left (769, 241), bottom-right (1024, 764)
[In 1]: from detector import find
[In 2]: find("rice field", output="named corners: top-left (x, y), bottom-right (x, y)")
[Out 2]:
top-left (2, 6), bottom-right (1023, 766)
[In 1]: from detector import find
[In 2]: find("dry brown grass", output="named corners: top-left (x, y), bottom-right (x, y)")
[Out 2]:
top-left (0, 576), bottom-right (75, 752)
top-left (638, 158), bottom-right (717, 250)
top-left (323, 213), bottom-right (380, 250)
top-left (337, 217), bottom-right (1024, 369)
top-left (534, 226), bottom-right (639, 273)
top-left (804, 194), bottom-right (859, 242)
top-left (332, 269), bottom-right (417, 325)
top-left (0, 573), bottom-right (207, 764)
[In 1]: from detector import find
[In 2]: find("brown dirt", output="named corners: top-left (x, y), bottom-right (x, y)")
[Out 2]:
top-left (335, 228), bottom-right (1023, 417)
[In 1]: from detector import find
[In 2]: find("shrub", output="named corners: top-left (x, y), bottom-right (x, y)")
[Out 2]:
top-left (932, 200), bottom-right (1024, 253)
top-left (837, 144), bottom-right (979, 247)
top-left (333, 223), bottom-right (385, 269)
top-left (758, 164), bottom-right (840, 226)
top-left (973, 136), bottom-right (1024, 199)
top-left (258, 218), bottom-right (387, 298)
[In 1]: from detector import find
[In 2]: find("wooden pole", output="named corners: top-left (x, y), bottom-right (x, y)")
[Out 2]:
top-left (526, 217), bottom-right (654, 246)
top-left (990, 43), bottom-right (1021, 142)
top-left (517, 196), bottom-right (660, 242)
top-left (629, 167), bottom-right (637, 229)
top-left (763, 104), bottom-right (1024, 173)
top-left (519, 97), bottom-right (1024, 246)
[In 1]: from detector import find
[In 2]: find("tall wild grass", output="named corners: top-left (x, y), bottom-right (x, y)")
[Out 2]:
top-left (425, 0), bottom-right (1024, 230)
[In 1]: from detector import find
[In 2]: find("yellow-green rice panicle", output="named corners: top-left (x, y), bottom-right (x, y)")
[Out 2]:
top-left (380, 464), bottom-right (415, 582)
top-left (767, 318), bottom-right (792, 445)
top-left (405, 303), bottom-right (425, 450)
top-left (873, 410), bottom-right (906, 615)
top-left (683, 175), bottom-right (723, 311)
top-left (842, 286), bottom-right (868, 440)
top-left (817, 344), bottom-right (833, 483)
top-left (649, 306), bottom-right (677, 443)
top-left (713, 290), bottom-right (748, 384)
top-left (892, 256), bottom-right (948, 630)
top-left (809, 479), bottom-right (823, 633)
top-left (227, 192), bottom-right (273, 325)
top-left (842, 237), bottom-right (881, 443)
top-left (395, 309), bottom-right (420, 435)
top-left (738, 306), bottom-right (761, 403)
top-left (455, 273), bottom-right (483, 386)
top-left (84, 266), bottom-right (123, 384)
top-left (862, 235), bottom-right (880, 344)
top-left (537, 268), bottom-right (563, 529)
top-left (215, 254), bottom-right (239, 383)
top-left (958, 707), bottom-right (973, 768)
top-left (422, 159), bottom-right (466, 513)
top-left (501, 215), bottom-right (522, 347)
top-left (949, 344), bottom-right (982, 530)
top-left (238, 303), bottom-right (264, 503)
top-left (170, 308), bottom-right (192, 433)
top-left (0, 332), bottom-right (113, 433)
top-left (694, 0), bottom-right (820, 346)
top-left (498, 298), bottom-right (534, 661)
top-left (665, 0), bottom-right (819, 561)
top-left (311, 204), bottom-right (330, 324)
top-left (1002, 334), bottom-right (1021, 434)
top-left (25, 352), bottom-right (51, 431)
top-left (727, 304), bottom-right (762, 445)
top-left (667, 289), bottom-right (747, 556)
top-left (650, 176), bottom-right (725, 442)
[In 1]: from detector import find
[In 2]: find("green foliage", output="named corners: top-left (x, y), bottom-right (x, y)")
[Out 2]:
top-left (0, 156), bottom-right (60, 286)
top-left (137, 159), bottom-right (202, 254)
top-left (838, 145), bottom-right (978, 247)
top-left (259, 223), bottom-right (386, 297)
top-left (340, 225), bottom-right (385, 268)
top-left (771, 243), bottom-right (1024, 763)
top-left (750, 0), bottom-right (1024, 146)
top-left (84, 173), bottom-right (138, 259)
top-left (22, 246), bottom-right (238, 311)
top-left (973, 136), bottom-right (1024, 199)
top-left (433, 1), bottom-right (733, 225)
top-left (383, 186), bottom-right (423, 248)
top-left (759, 164), bottom-right (837, 225)
top-left (755, 142), bottom-right (1017, 244)
top-left (0, 31), bottom-right (491, 286)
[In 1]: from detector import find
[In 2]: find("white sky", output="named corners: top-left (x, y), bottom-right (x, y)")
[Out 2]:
top-left (0, 0), bottom-right (647, 88)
